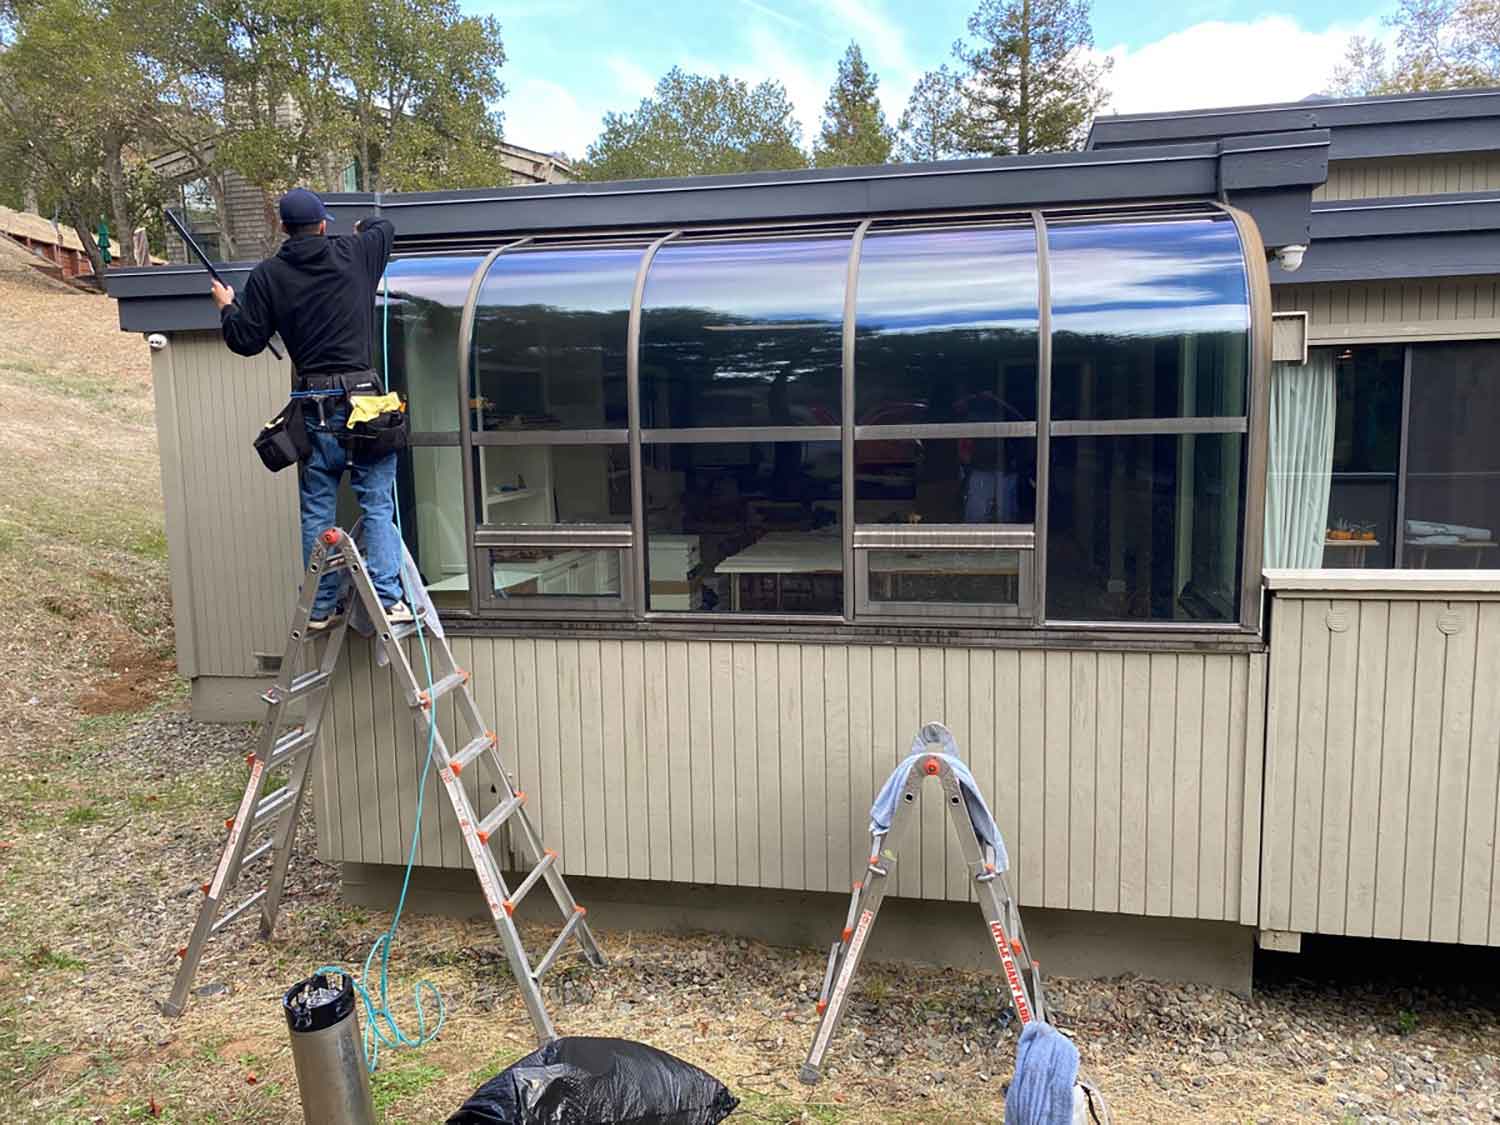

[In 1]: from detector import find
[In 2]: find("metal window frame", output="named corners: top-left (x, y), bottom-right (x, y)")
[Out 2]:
top-left (1394, 344), bottom-right (1413, 567)
top-left (1032, 210), bottom-right (1053, 626)
top-left (475, 543), bottom-right (635, 616)
top-left (628, 231), bottom-right (681, 618)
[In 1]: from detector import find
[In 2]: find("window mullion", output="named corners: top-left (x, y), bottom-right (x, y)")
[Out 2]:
top-left (1032, 209), bottom-right (1052, 627)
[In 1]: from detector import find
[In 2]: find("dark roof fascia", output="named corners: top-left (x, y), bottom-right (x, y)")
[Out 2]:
top-left (1088, 86), bottom-right (1500, 161)
top-left (1272, 191), bottom-right (1500, 283)
top-left (107, 135), bottom-right (1328, 332)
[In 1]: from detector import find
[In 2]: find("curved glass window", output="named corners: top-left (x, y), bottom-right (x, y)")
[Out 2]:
top-left (639, 236), bottom-right (850, 429)
top-left (1048, 217), bottom-right (1249, 421)
top-left (469, 246), bottom-right (639, 432)
top-left (855, 224), bottom-right (1039, 423)
top-left (381, 254), bottom-right (484, 432)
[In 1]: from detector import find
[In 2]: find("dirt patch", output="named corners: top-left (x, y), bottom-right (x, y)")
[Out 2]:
top-left (76, 642), bottom-right (176, 716)
top-left (217, 1037), bottom-right (278, 1064)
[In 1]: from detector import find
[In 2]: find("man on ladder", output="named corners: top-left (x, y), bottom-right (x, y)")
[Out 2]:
top-left (210, 186), bottom-right (413, 628)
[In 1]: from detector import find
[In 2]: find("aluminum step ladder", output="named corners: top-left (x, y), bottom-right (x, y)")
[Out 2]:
top-left (161, 526), bottom-right (605, 1043)
top-left (801, 723), bottom-right (1045, 1085)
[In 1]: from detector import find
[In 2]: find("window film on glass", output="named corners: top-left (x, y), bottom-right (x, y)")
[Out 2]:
top-left (1325, 344), bottom-right (1403, 567)
top-left (639, 236), bottom-right (850, 429)
top-left (643, 440), bottom-right (842, 613)
top-left (469, 246), bottom-right (637, 431)
top-left (487, 548), bottom-right (624, 599)
top-left (474, 444), bottom-right (630, 524)
top-left (396, 446), bottom-right (469, 608)
top-left (1047, 433), bottom-right (1243, 622)
top-left (854, 439), bottom-right (1036, 524)
top-left (380, 254), bottom-right (484, 432)
top-left (865, 550), bottom-right (1025, 608)
top-left (1047, 218), bottom-right (1249, 421)
top-left (1403, 342), bottom-right (1500, 568)
top-left (855, 225), bottom-right (1039, 424)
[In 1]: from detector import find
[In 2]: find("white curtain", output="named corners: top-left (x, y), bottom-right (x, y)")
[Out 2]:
top-left (1265, 354), bottom-right (1336, 569)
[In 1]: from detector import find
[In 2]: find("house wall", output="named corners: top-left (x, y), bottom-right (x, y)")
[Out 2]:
top-left (1272, 277), bottom-right (1500, 344)
top-left (1315, 154), bottom-right (1500, 201)
top-left (313, 634), bottom-right (1267, 925)
top-left (1261, 575), bottom-right (1500, 946)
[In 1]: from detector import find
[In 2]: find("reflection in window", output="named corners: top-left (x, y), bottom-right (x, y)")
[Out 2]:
top-left (1048, 434), bottom-right (1243, 622)
top-left (488, 548), bottom-right (623, 598)
top-left (640, 237), bottom-right (850, 429)
top-left (855, 438), bottom-right (1035, 524)
top-left (1404, 341), bottom-right (1500, 568)
top-left (396, 446), bottom-right (469, 609)
top-left (855, 225), bottom-right (1038, 423)
top-left (469, 247), bottom-right (637, 431)
top-left (1325, 345), bottom-right (1404, 567)
top-left (644, 441), bottom-right (841, 612)
top-left (381, 255), bottom-right (484, 432)
top-left (1048, 218), bottom-right (1249, 421)
top-left (867, 550), bottom-right (1023, 607)
top-left (475, 444), bottom-right (630, 525)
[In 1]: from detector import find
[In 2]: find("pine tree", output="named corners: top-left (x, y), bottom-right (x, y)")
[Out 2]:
top-left (813, 42), bottom-right (896, 169)
top-left (951, 0), bottom-right (1111, 156)
top-left (897, 65), bottom-right (970, 162)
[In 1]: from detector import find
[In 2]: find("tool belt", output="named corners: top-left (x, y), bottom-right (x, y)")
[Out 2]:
top-left (253, 371), bottom-right (408, 473)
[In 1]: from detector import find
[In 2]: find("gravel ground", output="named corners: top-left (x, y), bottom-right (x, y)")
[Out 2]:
top-left (3, 710), bottom-right (1498, 1123)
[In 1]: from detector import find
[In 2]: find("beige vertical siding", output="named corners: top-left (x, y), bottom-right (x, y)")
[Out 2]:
top-left (1273, 278), bottom-right (1500, 344)
top-left (314, 638), bottom-right (1265, 923)
top-left (1262, 587), bottom-right (1500, 945)
top-left (152, 332), bottom-right (302, 678)
top-left (1315, 155), bottom-right (1500, 201)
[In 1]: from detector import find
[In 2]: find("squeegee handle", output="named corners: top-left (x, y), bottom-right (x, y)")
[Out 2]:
top-left (164, 208), bottom-right (284, 361)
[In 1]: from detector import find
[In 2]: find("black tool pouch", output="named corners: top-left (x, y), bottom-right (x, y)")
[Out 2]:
top-left (254, 398), bottom-right (313, 472)
top-left (341, 394), bottom-right (410, 461)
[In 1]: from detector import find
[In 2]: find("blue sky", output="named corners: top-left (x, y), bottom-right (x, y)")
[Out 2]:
top-left (467, 0), bottom-right (1394, 159)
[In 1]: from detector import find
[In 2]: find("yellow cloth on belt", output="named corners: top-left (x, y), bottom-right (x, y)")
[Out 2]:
top-left (346, 393), bottom-right (403, 428)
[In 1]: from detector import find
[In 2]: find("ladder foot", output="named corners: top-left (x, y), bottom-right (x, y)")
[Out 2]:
top-left (798, 1063), bottom-right (822, 1086)
top-left (157, 998), bottom-right (185, 1018)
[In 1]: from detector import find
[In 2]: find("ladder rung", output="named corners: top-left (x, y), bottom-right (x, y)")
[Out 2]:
top-left (253, 785), bottom-right (298, 826)
top-left (267, 726), bottom-right (318, 768)
top-left (241, 839), bottom-right (274, 869)
top-left (475, 792), bottom-right (526, 845)
top-left (504, 849), bottom-right (556, 915)
top-left (263, 670), bottom-right (331, 706)
top-left (531, 907), bottom-right (587, 981)
top-left (416, 670), bottom-right (468, 710)
top-left (448, 731), bottom-right (496, 775)
top-left (211, 889), bottom-right (266, 935)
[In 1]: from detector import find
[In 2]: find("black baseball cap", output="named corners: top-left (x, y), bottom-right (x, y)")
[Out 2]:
top-left (278, 187), bottom-right (333, 225)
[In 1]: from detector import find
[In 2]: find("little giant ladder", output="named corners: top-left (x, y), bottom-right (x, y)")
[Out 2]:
top-left (162, 526), bottom-right (605, 1042)
top-left (801, 736), bottom-right (1045, 1085)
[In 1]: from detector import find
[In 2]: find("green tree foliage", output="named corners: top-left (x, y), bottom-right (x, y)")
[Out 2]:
top-left (580, 67), bottom-right (807, 181)
top-left (951, 0), bottom-right (1111, 155)
top-left (1331, 0), bottom-right (1499, 94)
top-left (813, 41), bottom-right (895, 168)
top-left (897, 65), bottom-right (971, 162)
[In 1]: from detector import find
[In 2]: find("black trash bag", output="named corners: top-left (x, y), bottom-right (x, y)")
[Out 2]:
top-left (447, 1037), bottom-right (739, 1125)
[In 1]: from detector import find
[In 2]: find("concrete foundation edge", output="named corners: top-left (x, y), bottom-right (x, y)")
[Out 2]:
top-left (192, 675), bottom-right (275, 723)
top-left (341, 862), bottom-right (1254, 997)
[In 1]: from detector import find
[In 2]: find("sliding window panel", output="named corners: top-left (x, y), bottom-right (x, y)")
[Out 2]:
top-left (1047, 433), bottom-right (1244, 623)
top-left (854, 436), bottom-right (1036, 525)
top-left (1325, 344), bottom-right (1404, 567)
top-left (481, 547), bottom-right (628, 611)
top-left (1403, 341), bottom-right (1500, 569)
top-left (639, 236), bottom-right (850, 429)
top-left (396, 445), bottom-right (470, 609)
top-left (469, 246), bottom-right (638, 431)
top-left (381, 255), bottom-right (485, 433)
top-left (855, 224), bottom-right (1039, 425)
top-left (642, 440), bottom-right (842, 613)
top-left (1048, 217), bottom-right (1250, 422)
top-left (473, 442), bottom-right (631, 526)
top-left (857, 548), bottom-right (1032, 618)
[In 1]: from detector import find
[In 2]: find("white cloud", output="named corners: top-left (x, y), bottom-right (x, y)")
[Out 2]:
top-left (1095, 15), bottom-right (1388, 115)
top-left (502, 76), bottom-right (604, 161)
top-left (605, 56), bottom-right (658, 100)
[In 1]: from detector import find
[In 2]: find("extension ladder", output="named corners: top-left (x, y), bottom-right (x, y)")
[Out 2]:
top-left (800, 722), bottom-right (1045, 1085)
top-left (161, 526), bottom-right (605, 1042)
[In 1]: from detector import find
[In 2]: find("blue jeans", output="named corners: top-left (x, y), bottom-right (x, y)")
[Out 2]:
top-left (299, 401), bottom-right (405, 615)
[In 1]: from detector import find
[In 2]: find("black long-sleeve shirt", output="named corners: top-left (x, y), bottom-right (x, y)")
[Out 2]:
top-left (219, 218), bottom-right (395, 376)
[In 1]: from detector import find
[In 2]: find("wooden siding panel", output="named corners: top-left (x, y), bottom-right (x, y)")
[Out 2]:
top-left (1316, 155), bottom-right (1500, 201)
top-left (316, 638), bottom-right (1262, 922)
top-left (1262, 593), bottom-right (1500, 946)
